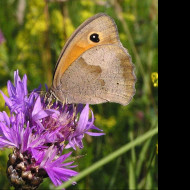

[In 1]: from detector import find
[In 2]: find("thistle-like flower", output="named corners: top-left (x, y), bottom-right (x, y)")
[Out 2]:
top-left (0, 70), bottom-right (104, 189)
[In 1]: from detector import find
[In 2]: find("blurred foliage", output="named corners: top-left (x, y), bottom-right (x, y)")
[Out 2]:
top-left (0, 0), bottom-right (158, 189)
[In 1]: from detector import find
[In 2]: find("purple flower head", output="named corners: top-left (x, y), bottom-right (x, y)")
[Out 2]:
top-left (27, 93), bottom-right (104, 150)
top-left (0, 70), bottom-right (105, 189)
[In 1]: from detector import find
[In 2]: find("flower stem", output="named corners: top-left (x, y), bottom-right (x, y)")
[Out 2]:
top-left (55, 127), bottom-right (158, 189)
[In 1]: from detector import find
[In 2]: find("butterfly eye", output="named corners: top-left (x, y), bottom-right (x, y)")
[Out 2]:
top-left (90, 33), bottom-right (100, 43)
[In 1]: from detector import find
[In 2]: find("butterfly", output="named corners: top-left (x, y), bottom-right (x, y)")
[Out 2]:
top-left (49, 13), bottom-right (136, 106)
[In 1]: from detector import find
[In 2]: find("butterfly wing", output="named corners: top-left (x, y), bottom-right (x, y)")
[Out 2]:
top-left (52, 44), bottom-right (136, 105)
top-left (51, 13), bottom-right (136, 105)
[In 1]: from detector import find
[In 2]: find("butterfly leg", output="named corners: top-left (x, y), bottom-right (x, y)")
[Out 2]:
top-left (46, 93), bottom-right (54, 109)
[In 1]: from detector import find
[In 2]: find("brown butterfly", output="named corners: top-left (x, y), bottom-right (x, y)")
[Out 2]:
top-left (49, 13), bottom-right (136, 106)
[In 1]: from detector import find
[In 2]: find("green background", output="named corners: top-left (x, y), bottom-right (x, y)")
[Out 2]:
top-left (0, 0), bottom-right (158, 189)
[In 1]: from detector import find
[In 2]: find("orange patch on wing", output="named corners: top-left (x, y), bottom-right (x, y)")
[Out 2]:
top-left (60, 42), bottom-right (94, 75)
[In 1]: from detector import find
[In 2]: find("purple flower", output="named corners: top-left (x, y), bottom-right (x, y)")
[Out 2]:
top-left (0, 70), bottom-right (104, 188)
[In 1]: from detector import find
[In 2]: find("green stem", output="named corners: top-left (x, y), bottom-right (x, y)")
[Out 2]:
top-left (55, 127), bottom-right (158, 190)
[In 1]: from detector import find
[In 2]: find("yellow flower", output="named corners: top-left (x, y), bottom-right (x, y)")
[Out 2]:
top-left (151, 72), bottom-right (158, 87)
